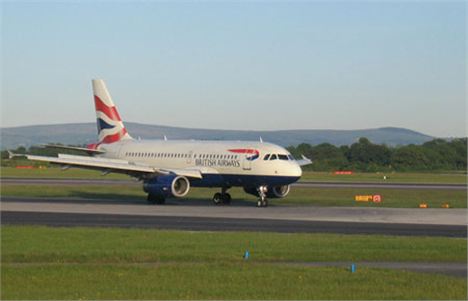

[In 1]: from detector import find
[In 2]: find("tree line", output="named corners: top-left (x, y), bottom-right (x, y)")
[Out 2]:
top-left (1, 138), bottom-right (467, 172)
top-left (287, 137), bottom-right (467, 172)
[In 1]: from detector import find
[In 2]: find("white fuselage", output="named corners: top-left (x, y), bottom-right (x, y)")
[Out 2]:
top-left (99, 139), bottom-right (302, 187)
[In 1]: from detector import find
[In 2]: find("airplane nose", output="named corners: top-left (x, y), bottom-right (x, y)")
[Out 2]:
top-left (292, 162), bottom-right (302, 178)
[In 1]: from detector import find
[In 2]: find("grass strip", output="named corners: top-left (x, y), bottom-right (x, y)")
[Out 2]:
top-left (2, 183), bottom-right (466, 208)
top-left (2, 263), bottom-right (466, 300)
top-left (2, 226), bottom-right (466, 263)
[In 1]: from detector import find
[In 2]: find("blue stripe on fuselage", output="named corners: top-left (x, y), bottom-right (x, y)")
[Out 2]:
top-left (189, 174), bottom-right (300, 188)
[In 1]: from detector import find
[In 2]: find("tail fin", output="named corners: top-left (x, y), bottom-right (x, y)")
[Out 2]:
top-left (92, 79), bottom-right (132, 144)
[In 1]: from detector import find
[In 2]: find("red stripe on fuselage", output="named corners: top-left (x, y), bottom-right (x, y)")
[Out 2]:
top-left (94, 95), bottom-right (122, 121)
top-left (228, 149), bottom-right (259, 155)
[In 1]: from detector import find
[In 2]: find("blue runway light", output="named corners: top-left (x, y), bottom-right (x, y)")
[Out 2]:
top-left (350, 263), bottom-right (356, 273)
top-left (244, 250), bottom-right (250, 260)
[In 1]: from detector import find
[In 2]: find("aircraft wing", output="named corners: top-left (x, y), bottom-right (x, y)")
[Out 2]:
top-left (297, 155), bottom-right (313, 166)
top-left (23, 154), bottom-right (202, 179)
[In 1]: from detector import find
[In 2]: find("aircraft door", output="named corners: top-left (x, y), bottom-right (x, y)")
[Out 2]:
top-left (242, 155), bottom-right (252, 170)
top-left (187, 151), bottom-right (193, 164)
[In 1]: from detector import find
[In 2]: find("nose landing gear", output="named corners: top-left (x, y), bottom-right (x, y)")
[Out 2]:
top-left (256, 185), bottom-right (269, 207)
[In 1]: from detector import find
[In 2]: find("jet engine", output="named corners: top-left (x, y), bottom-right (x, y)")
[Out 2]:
top-left (143, 175), bottom-right (190, 198)
top-left (267, 185), bottom-right (290, 198)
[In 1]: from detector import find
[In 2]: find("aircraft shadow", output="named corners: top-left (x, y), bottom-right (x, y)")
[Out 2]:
top-left (68, 191), bottom-right (258, 207)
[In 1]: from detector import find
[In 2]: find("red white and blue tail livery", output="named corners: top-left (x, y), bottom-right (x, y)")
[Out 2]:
top-left (93, 79), bottom-right (132, 144)
top-left (21, 79), bottom-right (312, 207)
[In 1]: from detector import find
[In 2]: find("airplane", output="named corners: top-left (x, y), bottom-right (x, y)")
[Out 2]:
top-left (19, 80), bottom-right (312, 207)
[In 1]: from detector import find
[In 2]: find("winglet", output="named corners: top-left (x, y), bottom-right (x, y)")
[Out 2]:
top-left (297, 154), bottom-right (312, 166)
top-left (7, 151), bottom-right (24, 159)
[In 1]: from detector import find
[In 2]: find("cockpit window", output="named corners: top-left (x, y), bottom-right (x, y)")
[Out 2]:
top-left (278, 154), bottom-right (289, 160)
top-left (288, 154), bottom-right (294, 160)
top-left (263, 154), bottom-right (270, 160)
top-left (270, 154), bottom-right (277, 160)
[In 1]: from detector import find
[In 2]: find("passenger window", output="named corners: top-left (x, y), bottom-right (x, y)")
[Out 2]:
top-left (278, 154), bottom-right (288, 160)
top-left (270, 154), bottom-right (277, 160)
top-left (264, 154), bottom-right (270, 160)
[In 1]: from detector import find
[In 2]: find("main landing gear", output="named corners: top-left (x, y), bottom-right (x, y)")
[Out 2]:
top-left (147, 193), bottom-right (165, 205)
top-left (256, 185), bottom-right (269, 208)
top-left (212, 187), bottom-right (231, 205)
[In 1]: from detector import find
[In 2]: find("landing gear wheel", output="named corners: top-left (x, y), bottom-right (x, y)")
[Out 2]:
top-left (147, 194), bottom-right (165, 205)
top-left (155, 195), bottom-right (166, 205)
top-left (213, 192), bottom-right (223, 205)
top-left (213, 188), bottom-right (232, 205)
top-left (147, 194), bottom-right (157, 204)
top-left (222, 193), bottom-right (231, 205)
top-left (256, 198), bottom-right (268, 207)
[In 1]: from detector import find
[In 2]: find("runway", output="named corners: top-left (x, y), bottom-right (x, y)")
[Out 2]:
top-left (2, 196), bottom-right (466, 237)
top-left (1, 177), bottom-right (467, 190)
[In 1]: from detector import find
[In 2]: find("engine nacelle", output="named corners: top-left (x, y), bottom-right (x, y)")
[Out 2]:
top-left (143, 175), bottom-right (190, 198)
top-left (243, 185), bottom-right (290, 199)
top-left (267, 185), bottom-right (290, 198)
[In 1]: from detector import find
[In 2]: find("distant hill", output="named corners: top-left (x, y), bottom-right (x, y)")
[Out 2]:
top-left (0, 122), bottom-right (434, 150)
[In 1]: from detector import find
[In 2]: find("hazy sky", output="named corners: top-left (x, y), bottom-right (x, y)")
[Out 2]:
top-left (1, 1), bottom-right (466, 137)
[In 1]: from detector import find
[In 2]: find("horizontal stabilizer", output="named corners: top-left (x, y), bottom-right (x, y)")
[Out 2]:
top-left (41, 144), bottom-right (106, 154)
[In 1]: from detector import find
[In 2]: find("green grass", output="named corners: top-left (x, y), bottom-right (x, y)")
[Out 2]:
top-left (1, 226), bottom-right (467, 300)
top-left (300, 171), bottom-right (467, 184)
top-left (2, 183), bottom-right (466, 208)
top-left (3, 264), bottom-right (466, 300)
top-left (3, 226), bottom-right (466, 263)
top-left (1, 166), bottom-right (466, 184)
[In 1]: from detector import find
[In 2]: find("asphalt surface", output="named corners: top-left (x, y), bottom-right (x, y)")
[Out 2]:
top-left (2, 177), bottom-right (466, 190)
top-left (2, 196), bottom-right (467, 237)
top-left (3, 196), bottom-right (467, 225)
top-left (2, 211), bottom-right (467, 237)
